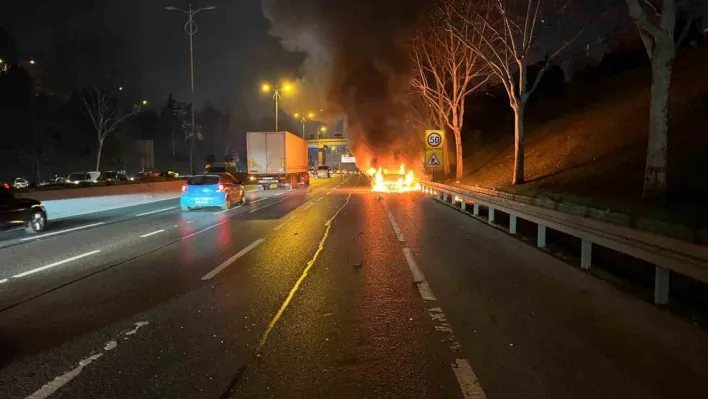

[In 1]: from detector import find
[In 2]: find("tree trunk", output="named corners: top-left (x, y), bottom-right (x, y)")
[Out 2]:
top-left (443, 131), bottom-right (451, 176)
top-left (453, 127), bottom-right (463, 181)
top-left (512, 104), bottom-right (526, 185)
top-left (643, 46), bottom-right (674, 202)
top-left (96, 138), bottom-right (104, 171)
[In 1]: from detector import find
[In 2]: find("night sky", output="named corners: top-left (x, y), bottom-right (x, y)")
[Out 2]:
top-left (0, 0), bottom-right (304, 119)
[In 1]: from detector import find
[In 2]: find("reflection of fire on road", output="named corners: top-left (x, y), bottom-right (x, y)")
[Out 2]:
top-left (368, 164), bottom-right (421, 193)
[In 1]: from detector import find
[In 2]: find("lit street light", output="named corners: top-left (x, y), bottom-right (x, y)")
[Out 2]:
top-left (261, 82), bottom-right (293, 131)
top-left (165, 3), bottom-right (216, 175)
top-left (318, 126), bottom-right (327, 139)
top-left (294, 111), bottom-right (315, 137)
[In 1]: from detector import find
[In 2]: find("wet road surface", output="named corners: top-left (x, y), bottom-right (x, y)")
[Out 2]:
top-left (0, 175), bottom-right (707, 398)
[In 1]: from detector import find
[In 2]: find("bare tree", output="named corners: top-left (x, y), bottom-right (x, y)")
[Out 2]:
top-left (624, 0), bottom-right (694, 201)
top-left (452, 0), bottom-right (592, 184)
top-left (410, 0), bottom-right (490, 181)
top-left (78, 86), bottom-right (137, 171)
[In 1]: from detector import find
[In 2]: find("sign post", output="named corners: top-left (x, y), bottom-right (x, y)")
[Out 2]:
top-left (424, 130), bottom-right (445, 181)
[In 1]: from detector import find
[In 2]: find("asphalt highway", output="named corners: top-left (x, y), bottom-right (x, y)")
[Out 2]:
top-left (0, 175), bottom-right (706, 398)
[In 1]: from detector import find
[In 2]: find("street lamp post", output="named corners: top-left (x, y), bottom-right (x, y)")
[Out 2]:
top-left (294, 112), bottom-right (315, 137)
top-left (165, 3), bottom-right (216, 175)
top-left (20, 59), bottom-right (40, 183)
top-left (261, 83), bottom-right (292, 131)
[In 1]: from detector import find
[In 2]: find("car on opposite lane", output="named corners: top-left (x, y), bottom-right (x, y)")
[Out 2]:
top-left (180, 173), bottom-right (246, 211)
top-left (0, 186), bottom-right (48, 233)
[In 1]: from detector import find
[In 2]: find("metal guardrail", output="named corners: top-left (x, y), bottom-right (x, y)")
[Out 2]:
top-left (420, 181), bottom-right (708, 305)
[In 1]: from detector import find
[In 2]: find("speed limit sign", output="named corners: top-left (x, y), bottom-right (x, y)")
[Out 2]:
top-left (425, 130), bottom-right (444, 149)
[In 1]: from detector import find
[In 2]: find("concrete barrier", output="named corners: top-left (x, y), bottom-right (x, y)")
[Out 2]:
top-left (19, 181), bottom-right (184, 219)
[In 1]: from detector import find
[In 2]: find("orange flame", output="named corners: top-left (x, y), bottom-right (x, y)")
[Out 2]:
top-left (370, 164), bottom-right (421, 193)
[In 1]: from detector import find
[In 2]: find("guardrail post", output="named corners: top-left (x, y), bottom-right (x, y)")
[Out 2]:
top-left (537, 225), bottom-right (546, 248)
top-left (654, 267), bottom-right (670, 305)
top-left (581, 240), bottom-right (592, 270)
top-left (473, 203), bottom-right (479, 216)
top-left (488, 206), bottom-right (495, 224)
top-left (510, 215), bottom-right (517, 234)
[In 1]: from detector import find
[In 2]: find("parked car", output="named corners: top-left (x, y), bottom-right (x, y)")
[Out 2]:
top-left (316, 165), bottom-right (331, 178)
top-left (100, 171), bottom-right (129, 182)
top-left (13, 178), bottom-right (30, 189)
top-left (38, 176), bottom-right (67, 187)
top-left (180, 173), bottom-right (246, 211)
top-left (66, 171), bottom-right (101, 185)
top-left (0, 186), bottom-right (47, 233)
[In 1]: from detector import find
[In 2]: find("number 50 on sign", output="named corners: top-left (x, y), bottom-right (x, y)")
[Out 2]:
top-left (425, 130), bottom-right (444, 149)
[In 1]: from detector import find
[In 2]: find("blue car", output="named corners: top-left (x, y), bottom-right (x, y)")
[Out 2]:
top-left (181, 173), bottom-right (246, 211)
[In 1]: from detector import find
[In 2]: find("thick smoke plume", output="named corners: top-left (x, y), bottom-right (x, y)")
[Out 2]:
top-left (261, 0), bottom-right (429, 169)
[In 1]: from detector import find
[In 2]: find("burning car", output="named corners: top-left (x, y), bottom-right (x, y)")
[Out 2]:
top-left (368, 164), bottom-right (420, 193)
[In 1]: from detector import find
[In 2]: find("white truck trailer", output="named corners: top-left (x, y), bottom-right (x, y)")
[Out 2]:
top-left (246, 131), bottom-right (310, 190)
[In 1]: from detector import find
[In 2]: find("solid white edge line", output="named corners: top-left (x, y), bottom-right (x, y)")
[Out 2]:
top-left (13, 250), bottom-right (102, 278)
top-left (201, 239), bottom-right (265, 280)
top-left (402, 248), bottom-right (436, 301)
top-left (0, 278), bottom-right (8, 284)
top-left (20, 222), bottom-right (105, 242)
top-left (135, 207), bottom-right (177, 217)
top-left (451, 359), bottom-right (487, 399)
top-left (139, 229), bottom-right (165, 238)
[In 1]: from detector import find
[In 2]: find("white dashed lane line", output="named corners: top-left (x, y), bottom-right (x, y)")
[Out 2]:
top-left (139, 229), bottom-right (165, 238)
top-left (134, 207), bottom-right (177, 217)
top-left (20, 223), bottom-right (105, 242)
top-left (273, 214), bottom-right (297, 232)
top-left (383, 198), bottom-right (487, 399)
top-left (12, 250), bottom-right (102, 279)
top-left (402, 248), bottom-right (435, 301)
top-left (201, 239), bottom-right (266, 280)
top-left (24, 321), bottom-right (150, 399)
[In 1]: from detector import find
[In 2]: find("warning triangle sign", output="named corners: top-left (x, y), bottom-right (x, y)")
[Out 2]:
top-left (427, 152), bottom-right (441, 166)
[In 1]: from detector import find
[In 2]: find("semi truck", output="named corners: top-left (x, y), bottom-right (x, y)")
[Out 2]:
top-left (246, 131), bottom-right (310, 190)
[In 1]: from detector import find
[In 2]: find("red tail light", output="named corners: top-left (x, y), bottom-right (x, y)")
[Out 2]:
top-left (217, 184), bottom-right (225, 192)
top-left (181, 185), bottom-right (187, 193)
top-left (2, 182), bottom-right (8, 189)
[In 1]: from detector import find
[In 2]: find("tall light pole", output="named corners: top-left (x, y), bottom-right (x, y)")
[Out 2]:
top-left (294, 111), bottom-right (315, 137)
top-left (165, 4), bottom-right (215, 175)
top-left (261, 82), bottom-right (293, 131)
top-left (20, 59), bottom-right (40, 183)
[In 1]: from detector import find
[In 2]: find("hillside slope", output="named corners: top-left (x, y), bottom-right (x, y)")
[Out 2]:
top-left (460, 45), bottom-right (708, 219)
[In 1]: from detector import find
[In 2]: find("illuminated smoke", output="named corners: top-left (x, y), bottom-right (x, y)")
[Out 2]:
top-left (261, 0), bottom-right (428, 168)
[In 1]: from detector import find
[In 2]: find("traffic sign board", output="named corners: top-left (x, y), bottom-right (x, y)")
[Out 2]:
top-left (425, 130), bottom-right (444, 149)
top-left (425, 149), bottom-right (443, 168)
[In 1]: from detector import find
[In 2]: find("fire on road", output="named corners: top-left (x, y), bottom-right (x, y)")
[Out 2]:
top-left (368, 164), bottom-right (421, 193)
